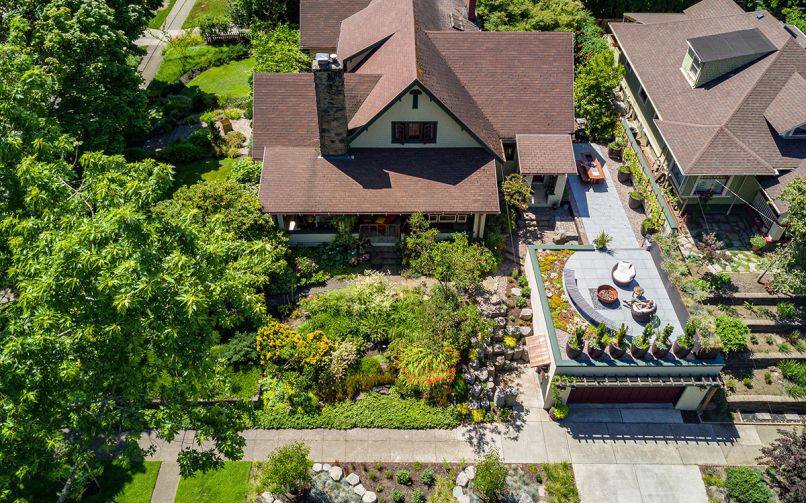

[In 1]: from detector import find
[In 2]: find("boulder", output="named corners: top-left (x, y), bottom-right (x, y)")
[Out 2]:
top-left (505, 350), bottom-right (514, 361)
top-left (706, 486), bottom-right (728, 503)
top-left (505, 388), bottom-right (519, 406)
top-left (456, 471), bottom-right (469, 487)
top-left (345, 473), bottom-right (360, 486)
top-left (519, 325), bottom-right (532, 337)
top-left (453, 486), bottom-right (465, 500)
top-left (362, 491), bottom-right (377, 503)
top-left (464, 372), bottom-right (476, 385)
top-left (495, 317), bottom-right (507, 327)
top-left (505, 325), bottom-right (521, 336)
top-left (480, 398), bottom-right (490, 410)
top-left (329, 466), bottom-right (343, 481)
top-left (470, 383), bottom-right (482, 398)
top-left (464, 466), bottom-right (476, 480)
top-left (354, 484), bottom-right (367, 496)
top-left (519, 494), bottom-right (533, 503)
top-left (493, 343), bottom-right (505, 355)
top-left (553, 230), bottom-right (576, 245)
top-left (493, 388), bottom-right (506, 408)
top-left (487, 365), bottom-right (496, 379)
top-left (476, 368), bottom-right (489, 382)
top-left (495, 356), bottom-right (505, 369)
top-left (514, 348), bottom-right (525, 361)
top-left (538, 485), bottom-right (546, 499)
top-left (511, 287), bottom-right (522, 297)
top-left (520, 308), bottom-right (533, 321)
top-left (312, 463), bottom-right (323, 473)
top-left (322, 463), bottom-right (332, 472)
top-left (485, 381), bottom-right (495, 390)
top-left (259, 493), bottom-right (275, 503)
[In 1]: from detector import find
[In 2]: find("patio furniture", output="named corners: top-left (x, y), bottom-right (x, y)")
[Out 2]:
top-left (596, 285), bottom-right (618, 305)
top-left (626, 299), bottom-right (657, 323)
top-left (563, 269), bottom-right (620, 331)
top-left (576, 152), bottom-right (605, 183)
top-left (611, 261), bottom-right (636, 287)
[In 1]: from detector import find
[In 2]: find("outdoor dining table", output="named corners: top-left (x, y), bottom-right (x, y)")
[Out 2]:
top-left (577, 152), bottom-right (606, 183)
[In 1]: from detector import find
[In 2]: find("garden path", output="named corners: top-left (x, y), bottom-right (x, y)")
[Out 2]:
top-left (568, 143), bottom-right (640, 249)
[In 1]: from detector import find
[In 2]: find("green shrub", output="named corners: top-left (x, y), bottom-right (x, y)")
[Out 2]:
top-left (420, 469), bottom-right (434, 487)
top-left (778, 360), bottom-right (806, 386)
top-left (257, 442), bottom-right (313, 496)
top-left (411, 490), bottom-right (425, 503)
top-left (474, 450), bottom-right (507, 502)
top-left (229, 158), bottom-right (262, 185)
top-left (226, 130), bottom-right (246, 149)
top-left (123, 147), bottom-right (152, 162)
top-left (715, 315), bottom-right (750, 353)
top-left (253, 392), bottom-right (462, 429)
top-left (395, 470), bottom-right (412, 485)
top-left (219, 331), bottom-right (259, 366)
top-left (777, 301), bottom-right (800, 320)
top-left (427, 477), bottom-right (455, 503)
top-left (544, 462), bottom-right (580, 503)
top-left (724, 467), bottom-right (773, 503)
top-left (187, 128), bottom-right (212, 149)
top-left (551, 404), bottom-right (569, 421)
top-left (702, 468), bottom-right (725, 488)
top-left (158, 142), bottom-right (206, 163)
top-left (392, 489), bottom-right (405, 503)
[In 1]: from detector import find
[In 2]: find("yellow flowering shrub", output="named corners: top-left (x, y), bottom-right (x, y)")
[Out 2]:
top-left (256, 321), bottom-right (332, 369)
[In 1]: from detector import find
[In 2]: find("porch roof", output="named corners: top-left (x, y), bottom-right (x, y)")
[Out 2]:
top-left (516, 134), bottom-right (577, 175)
top-left (258, 147), bottom-right (499, 215)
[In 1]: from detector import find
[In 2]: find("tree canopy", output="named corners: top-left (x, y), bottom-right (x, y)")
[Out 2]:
top-left (477, 0), bottom-right (589, 32)
top-left (768, 178), bottom-right (806, 294)
top-left (574, 49), bottom-right (623, 141)
top-left (250, 24), bottom-right (310, 73)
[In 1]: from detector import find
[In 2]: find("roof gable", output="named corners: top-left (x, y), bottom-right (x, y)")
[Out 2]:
top-left (300, 0), bottom-right (371, 49)
top-left (683, 0), bottom-right (745, 19)
top-left (764, 71), bottom-right (806, 134)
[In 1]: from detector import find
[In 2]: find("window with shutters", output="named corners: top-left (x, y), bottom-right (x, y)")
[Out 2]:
top-left (391, 122), bottom-right (437, 144)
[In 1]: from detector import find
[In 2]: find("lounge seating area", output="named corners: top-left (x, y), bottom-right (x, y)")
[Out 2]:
top-left (611, 261), bottom-right (636, 287)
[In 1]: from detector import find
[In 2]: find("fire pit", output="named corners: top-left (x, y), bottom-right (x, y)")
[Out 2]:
top-left (597, 285), bottom-right (619, 305)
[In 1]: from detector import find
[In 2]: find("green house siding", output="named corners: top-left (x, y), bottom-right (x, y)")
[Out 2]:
top-left (683, 50), bottom-right (769, 88)
top-left (621, 53), bottom-right (665, 157)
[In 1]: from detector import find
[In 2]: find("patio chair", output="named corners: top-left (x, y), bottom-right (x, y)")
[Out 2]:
top-left (611, 261), bottom-right (636, 287)
top-left (627, 299), bottom-right (657, 323)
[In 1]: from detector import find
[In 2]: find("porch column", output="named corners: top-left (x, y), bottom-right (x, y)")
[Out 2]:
top-left (554, 174), bottom-right (568, 200)
top-left (472, 213), bottom-right (480, 237)
top-left (478, 214), bottom-right (487, 239)
top-left (275, 214), bottom-right (285, 230)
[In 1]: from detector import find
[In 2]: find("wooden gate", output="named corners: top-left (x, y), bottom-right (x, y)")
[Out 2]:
top-left (567, 386), bottom-right (684, 404)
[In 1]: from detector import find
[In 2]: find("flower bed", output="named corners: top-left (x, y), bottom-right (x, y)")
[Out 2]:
top-left (536, 250), bottom-right (589, 334)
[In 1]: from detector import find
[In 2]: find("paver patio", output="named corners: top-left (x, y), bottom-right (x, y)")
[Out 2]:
top-left (569, 143), bottom-right (639, 249)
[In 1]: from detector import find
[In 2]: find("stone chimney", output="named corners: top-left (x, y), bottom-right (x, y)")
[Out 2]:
top-left (312, 54), bottom-right (349, 157)
top-left (466, 0), bottom-right (477, 21)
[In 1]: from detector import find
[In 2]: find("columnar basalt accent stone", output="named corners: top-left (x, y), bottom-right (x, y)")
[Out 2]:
top-left (312, 55), bottom-right (349, 157)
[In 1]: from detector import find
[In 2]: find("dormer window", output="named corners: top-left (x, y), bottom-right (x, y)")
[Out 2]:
top-left (683, 29), bottom-right (776, 88)
top-left (687, 48), bottom-right (702, 80)
top-left (787, 125), bottom-right (806, 138)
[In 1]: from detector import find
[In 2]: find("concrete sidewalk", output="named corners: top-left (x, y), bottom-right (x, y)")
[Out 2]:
top-left (574, 464), bottom-right (708, 503)
top-left (136, 0), bottom-right (198, 87)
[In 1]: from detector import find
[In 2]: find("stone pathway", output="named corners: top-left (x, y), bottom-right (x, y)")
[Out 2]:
top-left (568, 143), bottom-right (640, 249)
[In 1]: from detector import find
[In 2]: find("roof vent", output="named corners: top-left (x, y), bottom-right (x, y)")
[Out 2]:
top-left (450, 12), bottom-right (465, 31)
top-left (756, 12), bottom-right (764, 19)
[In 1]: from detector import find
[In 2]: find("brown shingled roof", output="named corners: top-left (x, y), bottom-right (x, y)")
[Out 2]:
top-left (251, 72), bottom-right (380, 160)
top-left (300, 0), bottom-right (370, 50)
top-left (611, 0), bottom-right (806, 176)
top-left (515, 134), bottom-right (577, 175)
top-left (764, 72), bottom-right (806, 135)
top-left (259, 148), bottom-right (499, 214)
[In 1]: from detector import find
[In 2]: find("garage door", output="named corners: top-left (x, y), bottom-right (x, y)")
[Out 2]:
top-left (567, 386), bottom-right (684, 404)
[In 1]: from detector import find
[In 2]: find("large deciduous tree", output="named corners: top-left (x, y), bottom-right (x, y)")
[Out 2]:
top-left (574, 49), bottom-right (623, 141)
top-left (250, 24), bottom-right (309, 73)
top-left (768, 178), bottom-right (806, 294)
top-left (477, 0), bottom-right (589, 32)
top-left (0, 147), bottom-right (288, 500)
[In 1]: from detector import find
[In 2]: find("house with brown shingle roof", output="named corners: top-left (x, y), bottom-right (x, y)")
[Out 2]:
top-left (610, 0), bottom-right (806, 241)
top-left (253, 0), bottom-right (575, 246)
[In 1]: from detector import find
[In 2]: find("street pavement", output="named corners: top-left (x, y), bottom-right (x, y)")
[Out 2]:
top-left (135, 0), bottom-right (198, 88)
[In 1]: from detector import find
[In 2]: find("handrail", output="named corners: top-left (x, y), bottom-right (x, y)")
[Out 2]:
top-left (621, 118), bottom-right (679, 231)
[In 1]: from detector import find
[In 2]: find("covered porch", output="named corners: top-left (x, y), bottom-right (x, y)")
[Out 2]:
top-left (515, 134), bottom-right (578, 207)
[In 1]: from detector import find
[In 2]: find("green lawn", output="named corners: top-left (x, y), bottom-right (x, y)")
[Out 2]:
top-left (172, 157), bottom-right (235, 189)
top-left (175, 462), bottom-right (252, 503)
top-left (84, 462), bottom-right (161, 503)
top-left (188, 58), bottom-right (255, 100)
top-left (183, 0), bottom-right (228, 28)
top-left (148, 0), bottom-right (178, 29)
top-left (153, 44), bottom-right (220, 86)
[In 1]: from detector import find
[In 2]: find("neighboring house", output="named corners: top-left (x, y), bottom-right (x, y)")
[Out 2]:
top-left (253, 0), bottom-right (575, 246)
top-left (610, 0), bottom-right (806, 241)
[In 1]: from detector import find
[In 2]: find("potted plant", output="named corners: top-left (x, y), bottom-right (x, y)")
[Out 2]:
top-left (690, 315), bottom-right (721, 359)
top-left (608, 324), bottom-right (629, 359)
top-left (566, 326), bottom-right (585, 359)
top-left (608, 137), bottom-right (625, 160)
top-left (593, 230), bottom-right (612, 250)
top-left (673, 319), bottom-right (695, 359)
top-left (617, 164), bottom-right (632, 183)
top-left (640, 218), bottom-right (658, 237)
top-left (628, 188), bottom-right (644, 210)
top-left (586, 324), bottom-right (606, 359)
top-left (750, 234), bottom-right (766, 253)
top-left (652, 323), bottom-right (673, 358)
top-left (631, 324), bottom-right (652, 358)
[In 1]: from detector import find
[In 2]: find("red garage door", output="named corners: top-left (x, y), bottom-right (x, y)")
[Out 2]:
top-left (567, 386), bottom-right (684, 404)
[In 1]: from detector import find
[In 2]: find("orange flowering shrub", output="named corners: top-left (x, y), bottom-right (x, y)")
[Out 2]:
top-left (393, 343), bottom-right (459, 393)
top-left (256, 321), bottom-right (332, 369)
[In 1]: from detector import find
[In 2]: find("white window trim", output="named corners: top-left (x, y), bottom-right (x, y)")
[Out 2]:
top-left (638, 86), bottom-right (649, 105)
top-left (690, 175), bottom-right (733, 197)
top-left (784, 124), bottom-right (806, 139)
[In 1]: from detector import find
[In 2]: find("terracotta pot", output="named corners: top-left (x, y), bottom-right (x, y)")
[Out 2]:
top-left (630, 344), bottom-right (648, 359)
top-left (587, 343), bottom-right (604, 359)
top-left (651, 342), bottom-right (670, 359)
top-left (672, 340), bottom-right (692, 359)
top-left (566, 341), bottom-right (583, 359)
top-left (628, 195), bottom-right (643, 210)
top-left (609, 342), bottom-right (626, 359)
top-left (617, 170), bottom-right (631, 183)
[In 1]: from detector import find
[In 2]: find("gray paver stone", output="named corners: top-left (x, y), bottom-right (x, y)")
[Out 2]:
top-left (354, 484), bottom-right (366, 496)
top-left (456, 471), bottom-right (469, 487)
top-left (329, 466), bottom-right (343, 481)
top-left (362, 491), bottom-right (377, 503)
top-left (345, 473), bottom-right (360, 486)
top-left (312, 463), bottom-right (322, 472)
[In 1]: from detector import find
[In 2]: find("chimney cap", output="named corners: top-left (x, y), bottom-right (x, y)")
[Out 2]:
top-left (313, 53), bottom-right (342, 71)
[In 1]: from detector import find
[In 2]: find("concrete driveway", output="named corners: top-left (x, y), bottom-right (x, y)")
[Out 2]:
top-left (574, 464), bottom-right (707, 503)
